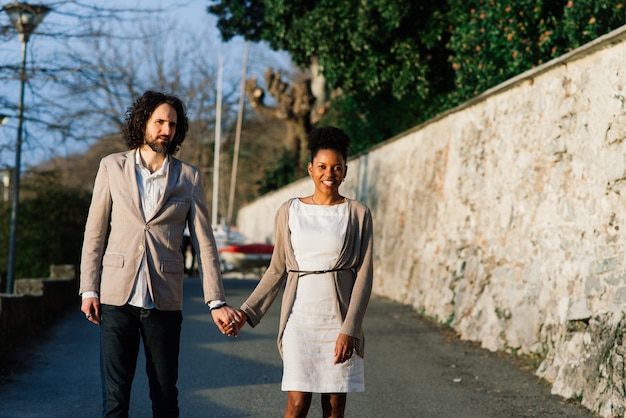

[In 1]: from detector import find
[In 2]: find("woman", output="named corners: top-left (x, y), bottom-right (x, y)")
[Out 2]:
top-left (232, 126), bottom-right (374, 417)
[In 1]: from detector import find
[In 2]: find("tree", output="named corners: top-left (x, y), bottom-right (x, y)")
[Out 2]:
top-left (208, 0), bottom-right (456, 153)
top-left (446, 0), bottom-right (626, 99)
top-left (41, 16), bottom-right (294, 216)
top-left (46, 24), bottom-right (248, 223)
top-left (0, 3), bottom-right (290, 280)
top-left (244, 68), bottom-right (317, 171)
top-left (208, 0), bottom-right (626, 155)
top-left (0, 3), bottom-right (194, 159)
top-left (209, 0), bottom-right (453, 100)
top-left (0, 170), bottom-right (91, 280)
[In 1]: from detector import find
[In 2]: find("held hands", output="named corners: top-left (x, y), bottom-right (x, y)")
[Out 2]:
top-left (81, 297), bottom-right (244, 336)
top-left (211, 305), bottom-right (245, 337)
top-left (219, 309), bottom-right (248, 337)
top-left (334, 333), bottom-right (357, 364)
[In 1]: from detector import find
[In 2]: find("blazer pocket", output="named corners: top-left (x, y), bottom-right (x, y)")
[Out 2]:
top-left (103, 253), bottom-right (124, 268)
top-left (161, 259), bottom-right (183, 273)
top-left (164, 197), bottom-right (190, 208)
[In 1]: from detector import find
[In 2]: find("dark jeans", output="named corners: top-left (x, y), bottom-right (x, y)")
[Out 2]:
top-left (100, 304), bottom-right (182, 418)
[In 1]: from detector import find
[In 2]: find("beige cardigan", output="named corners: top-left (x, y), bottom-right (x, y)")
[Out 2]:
top-left (241, 198), bottom-right (374, 357)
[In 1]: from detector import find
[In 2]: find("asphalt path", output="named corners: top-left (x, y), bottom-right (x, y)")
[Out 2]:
top-left (0, 276), bottom-right (599, 418)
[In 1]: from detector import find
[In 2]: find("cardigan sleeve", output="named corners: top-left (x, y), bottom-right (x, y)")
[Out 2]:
top-left (340, 205), bottom-right (374, 339)
top-left (240, 200), bottom-right (291, 327)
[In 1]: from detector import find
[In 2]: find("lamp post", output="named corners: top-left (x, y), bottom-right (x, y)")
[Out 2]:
top-left (0, 117), bottom-right (8, 203)
top-left (3, 2), bottom-right (50, 294)
top-left (1, 117), bottom-right (9, 203)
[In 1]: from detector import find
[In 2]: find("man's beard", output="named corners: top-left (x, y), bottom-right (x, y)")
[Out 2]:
top-left (146, 136), bottom-right (171, 154)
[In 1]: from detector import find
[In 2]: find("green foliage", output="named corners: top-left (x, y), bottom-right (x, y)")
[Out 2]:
top-left (209, 0), bottom-right (456, 160)
top-left (209, 0), bottom-right (626, 162)
top-left (561, 0), bottom-right (626, 44)
top-left (0, 171), bottom-right (91, 279)
top-left (269, 0), bottom-right (452, 102)
top-left (322, 92), bottom-right (444, 155)
top-left (447, 0), bottom-right (626, 98)
top-left (256, 148), bottom-right (299, 194)
top-left (208, 0), bottom-right (268, 42)
top-left (209, 0), bottom-right (455, 101)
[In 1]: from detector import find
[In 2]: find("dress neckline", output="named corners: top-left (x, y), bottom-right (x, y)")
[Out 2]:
top-left (297, 197), bottom-right (348, 207)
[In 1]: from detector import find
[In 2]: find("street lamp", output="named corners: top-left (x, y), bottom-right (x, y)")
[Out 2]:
top-left (0, 117), bottom-right (8, 203)
top-left (1, 169), bottom-right (11, 203)
top-left (0, 117), bottom-right (9, 203)
top-left (3, 2), bottom-right (50, 294)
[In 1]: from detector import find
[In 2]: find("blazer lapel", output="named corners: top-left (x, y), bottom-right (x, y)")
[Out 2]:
top-left (148, 157), bottom-right (180, 221)
top-left (122, 149), bottom-right (145, 220)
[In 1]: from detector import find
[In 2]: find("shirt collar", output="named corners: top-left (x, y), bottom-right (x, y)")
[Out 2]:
top-left (135, 148), bottom-right (169, 176)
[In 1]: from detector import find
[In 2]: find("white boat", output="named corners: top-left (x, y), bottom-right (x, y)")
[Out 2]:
top-left (211, 224), bottom-right (274, 274)
top-left (218, 242), bottom-right (274, 273)
top-left (212, 224), bottom-right (248, 247)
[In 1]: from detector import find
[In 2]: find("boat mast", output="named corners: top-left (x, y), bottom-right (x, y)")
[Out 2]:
top-left (212, 56), bottom-right (223, 226)
top-left (226, 42), bottom-right (249, 226)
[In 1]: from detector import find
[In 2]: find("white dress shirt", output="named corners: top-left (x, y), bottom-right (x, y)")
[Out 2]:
top-left (126, 150), bottom-right (168, 308)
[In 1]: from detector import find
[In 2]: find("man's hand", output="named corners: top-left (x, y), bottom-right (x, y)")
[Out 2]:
top-left (211, 305), bottom-right (242, 336)
top-left (81, 297), bottom-right (101, 325)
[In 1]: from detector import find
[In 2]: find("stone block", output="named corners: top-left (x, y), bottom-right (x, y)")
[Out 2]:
top-left (50, 264), bottom-right (76, 279)
top-left (566, 297), bottom-right (591, 321)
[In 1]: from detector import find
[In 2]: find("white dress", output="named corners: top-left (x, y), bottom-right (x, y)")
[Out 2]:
top-left (281, 199), bottom-right (365, 393)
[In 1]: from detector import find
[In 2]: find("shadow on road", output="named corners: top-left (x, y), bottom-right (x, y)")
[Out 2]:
top-left (0, 276), bottom-right (599, 418)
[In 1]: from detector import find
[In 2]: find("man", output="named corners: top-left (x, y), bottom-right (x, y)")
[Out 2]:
top-left (79, 90), bottom-right (240, 418)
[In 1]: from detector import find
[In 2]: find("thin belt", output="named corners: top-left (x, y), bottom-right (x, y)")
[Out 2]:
top-left (288, 268), bottom-right (354, 278)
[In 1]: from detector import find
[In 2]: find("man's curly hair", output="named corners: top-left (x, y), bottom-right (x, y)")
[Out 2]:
top-left (122, 91), bottom-right (189, 154)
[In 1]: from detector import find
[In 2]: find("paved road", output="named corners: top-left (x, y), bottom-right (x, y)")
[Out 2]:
top-left (0, 276), bottom-right (598, 418)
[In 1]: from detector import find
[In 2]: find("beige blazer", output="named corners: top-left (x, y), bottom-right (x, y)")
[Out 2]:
top-left (241, 198), bottom-right (374, 357)
top-left (79, 150), bottom-right (224, 310)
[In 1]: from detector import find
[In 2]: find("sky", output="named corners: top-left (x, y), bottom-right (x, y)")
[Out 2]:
top-left (0, 0), bottom-right (291, 171)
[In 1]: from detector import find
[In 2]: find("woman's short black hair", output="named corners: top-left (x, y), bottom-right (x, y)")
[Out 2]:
top-left (307, 126), bottom-right (350, 162)
top-left (122, 90), bottom-right (189, 154)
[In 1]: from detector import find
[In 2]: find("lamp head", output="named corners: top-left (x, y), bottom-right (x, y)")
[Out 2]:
top-left (3, 2), bottom-right (50, 43)
top-left (1, 169), bottom-right (11, 188)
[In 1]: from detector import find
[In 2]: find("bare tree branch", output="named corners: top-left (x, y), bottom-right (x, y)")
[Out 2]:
top-left (244, 68), bottom-right (317, 171)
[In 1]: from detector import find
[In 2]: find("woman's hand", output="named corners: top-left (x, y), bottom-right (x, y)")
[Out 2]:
top-left (334, 333), bottom-right (357, 364)
top-left (236, 310), bottom-right (248, 331)
top-left (211, 305), bottom-right (241, 336)
top-left (221, 309), bottom-right (248, 337)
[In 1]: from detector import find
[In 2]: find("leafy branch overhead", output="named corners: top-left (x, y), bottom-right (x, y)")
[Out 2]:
top-left (209, 0), bottom-right (448, 101)
top-left (208, 0), bottom-right (626, 154)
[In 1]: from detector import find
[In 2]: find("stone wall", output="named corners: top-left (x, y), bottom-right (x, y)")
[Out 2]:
top-left (0, 265), bottom-right (78, 357)
top-left (235, 27), bottom-right (626, 417)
